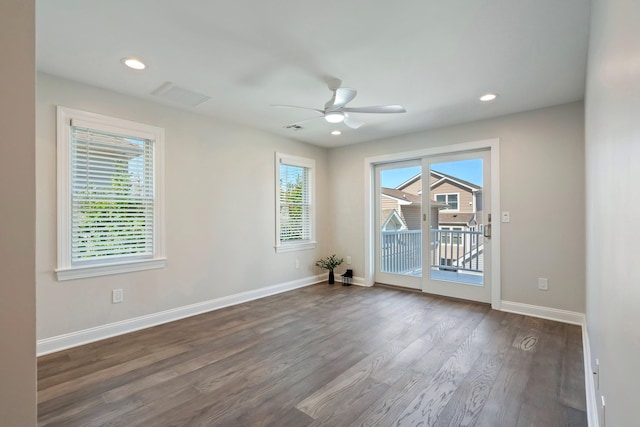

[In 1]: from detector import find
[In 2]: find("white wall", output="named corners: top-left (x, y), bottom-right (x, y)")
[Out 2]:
top-left (36, 73), bottom-right (329, 340)
top-left (329, 102), bottom-right (585, 313)
top-left (0, 0), bottom-right (37, 424)
top-left (585, 0), bottom-right (640, 425)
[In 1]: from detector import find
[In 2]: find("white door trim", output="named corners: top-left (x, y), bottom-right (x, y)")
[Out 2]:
top-left (364, 138), bottom-right (501, 309)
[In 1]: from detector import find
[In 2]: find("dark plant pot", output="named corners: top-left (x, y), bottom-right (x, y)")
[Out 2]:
top-left (328, 269), bottom-right (335, 284)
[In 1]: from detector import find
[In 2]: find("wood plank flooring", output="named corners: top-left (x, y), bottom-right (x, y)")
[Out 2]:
top-left (37, 284), bottom-right (587, 426)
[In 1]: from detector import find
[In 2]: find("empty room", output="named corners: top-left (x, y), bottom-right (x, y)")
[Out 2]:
top-left (2, 0), bottom-right (640, 426)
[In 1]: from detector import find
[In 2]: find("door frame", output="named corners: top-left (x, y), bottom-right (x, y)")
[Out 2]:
top-left (364, 138), bottom-right (501, 310)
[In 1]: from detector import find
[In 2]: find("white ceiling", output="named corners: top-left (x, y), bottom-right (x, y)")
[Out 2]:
top-left (36, 0), bottom-right (591, 148)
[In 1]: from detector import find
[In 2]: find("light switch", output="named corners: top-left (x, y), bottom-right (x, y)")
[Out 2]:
top-left (501, 211), bottom-right (510, 223)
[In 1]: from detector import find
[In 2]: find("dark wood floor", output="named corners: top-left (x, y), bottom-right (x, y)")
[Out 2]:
top-left (38, 284), bottom-right (587, 426)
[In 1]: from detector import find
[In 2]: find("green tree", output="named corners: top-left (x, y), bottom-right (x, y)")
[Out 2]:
top-left (280, 171), bottom-right (307, 241)
top-left (75, 163), bottom-right (149, 260)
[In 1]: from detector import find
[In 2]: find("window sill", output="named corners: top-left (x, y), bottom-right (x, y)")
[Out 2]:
top-left (56, 258), bottom-right (167, 281)
top-left (275, 241), bottom-right (317, 254)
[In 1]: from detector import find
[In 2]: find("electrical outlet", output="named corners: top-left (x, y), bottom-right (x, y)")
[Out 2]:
top-left (346, 256), bottom-right (352, 265)
top-left (295, 259), bottom-right (300, 269)
top-left (112, 289), bottom-right (124, 304)
top-left (538, 277), bottom-right (549, 290)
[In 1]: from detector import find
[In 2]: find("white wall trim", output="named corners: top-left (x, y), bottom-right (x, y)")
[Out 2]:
top-left (582, 320), bottom-right (599, 427)
top-left (37, 274), bottom-right (326, 356)
top-left (346, 275), bottom-right (369, 287)
top-left (353, 278), bottom-right (370, 287)
top-left (500, 300), bottom-right (585, 325)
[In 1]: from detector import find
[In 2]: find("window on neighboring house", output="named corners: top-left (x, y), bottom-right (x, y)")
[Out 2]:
top-left (56, 107), bottom-right (166, 280)
top-left (275, 153), bottom-right (316, 253)
top-left (435, 193), bottom-right (459, 210)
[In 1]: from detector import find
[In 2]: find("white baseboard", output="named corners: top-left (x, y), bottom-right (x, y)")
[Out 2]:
top-left (37, 274), bottom-right (326, 356)
top-left (582, 321), bottom-right (599, 427)
top-left (501, 301), bottom-right (596, 425)
top-left (500, 300), bottom-right (585, 325)
top-left (339, 275), bottom-right (368, 287)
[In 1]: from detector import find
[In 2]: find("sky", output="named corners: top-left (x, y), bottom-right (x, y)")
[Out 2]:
top-left (381, 159), bottom-right (483, 188)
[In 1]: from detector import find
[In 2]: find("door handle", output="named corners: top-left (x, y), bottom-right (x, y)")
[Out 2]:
top-left (484, 224), bottom-right (492, 238)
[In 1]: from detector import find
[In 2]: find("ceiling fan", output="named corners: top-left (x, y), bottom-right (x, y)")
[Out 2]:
top-left (271, 80), bottom-right (406, 129)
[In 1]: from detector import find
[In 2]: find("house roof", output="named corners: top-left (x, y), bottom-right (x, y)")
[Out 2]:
top-left (381, 187), bottom-right (421, 204)
top-left (395, 171), bottom-right (482, 194)
top-left (395, 174), bottom-right (421, 191)
top-left (430, 170), bottom-right (482, 192)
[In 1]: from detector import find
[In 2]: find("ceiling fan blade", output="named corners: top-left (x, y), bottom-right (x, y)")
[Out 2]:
top-left (343, 114), bottom-right (364, 129)
top-left (325, 87), bottom-right (357, 111)
top-left (342, 105), bottom-right (406, 114)
top-left (333, 88), bottom-right (357, 109)
top-left (270, 104), bottom-right (324, 115)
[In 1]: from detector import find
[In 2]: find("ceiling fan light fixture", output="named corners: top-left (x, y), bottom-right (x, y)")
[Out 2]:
top-left (121, 57), bottom-right (146, 70)
top-left (325, 112), bottom-right (345, 123)
top-left (480, 93), bottom-right (497, 102)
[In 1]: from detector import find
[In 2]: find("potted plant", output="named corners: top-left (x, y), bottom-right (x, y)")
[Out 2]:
top-left (315, 254), bottom-right (344, 284)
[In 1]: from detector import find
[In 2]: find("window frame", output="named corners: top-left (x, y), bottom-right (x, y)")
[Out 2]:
top-left (434, 192), bottom-right (460, 211)
top-left (56, 106), bottom-right (166, 281)
top-left (274, 152), bottom-right (316, 253)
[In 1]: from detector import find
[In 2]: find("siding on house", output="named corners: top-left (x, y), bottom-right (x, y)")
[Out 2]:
top-left (381, 195), bottom-right (405, 228)
top-left (381, 194), bottom-right (400, 211)
top-left (400, 178), bottom-right (421, 195)
top-left (401, 205), bottom-right (422, 230)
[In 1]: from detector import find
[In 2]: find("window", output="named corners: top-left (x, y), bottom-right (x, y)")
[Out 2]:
top-left (275, 153), bottom-right (316, 253)
top-left (56, 107), bottom-right (166, 280)
top-left (434, 193), bottom-right (459, 210)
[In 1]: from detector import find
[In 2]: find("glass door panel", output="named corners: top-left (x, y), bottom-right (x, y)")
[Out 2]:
top-left (422, 151), bottom-right (491, 303)
top-left (374, 161), bottom-right (422, 289)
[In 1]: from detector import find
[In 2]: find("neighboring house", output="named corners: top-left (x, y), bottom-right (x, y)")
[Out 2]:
top-left (381, 170), bottom-right (483, 271)
top-left (381, 170), bottom-right (482, 231)
top-left (380, 187), bottom-right (422, 231)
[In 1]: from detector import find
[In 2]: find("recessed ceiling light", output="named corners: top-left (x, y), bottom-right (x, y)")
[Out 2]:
top-left (325, 112), bottom-right (345, 123)
top-left (331, 130), bottom-right (342, 136)
top-left (121, 58), bottom-right (146, 70)
top-left (480, 93), bottom-right (497, 102)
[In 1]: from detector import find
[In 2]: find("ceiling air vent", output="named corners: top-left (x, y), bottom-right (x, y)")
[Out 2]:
top-left (285, 124), bottom-right (303, 131)
top-left (151, 82), bottom-right (211, 107)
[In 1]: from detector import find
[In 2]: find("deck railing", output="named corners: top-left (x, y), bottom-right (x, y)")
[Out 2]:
top-left (381, 229), bottom-right (484, 275)
top-left (430, 229), bottom-right (483, 273)
top-left (381, 230), bottom-right (422, 274)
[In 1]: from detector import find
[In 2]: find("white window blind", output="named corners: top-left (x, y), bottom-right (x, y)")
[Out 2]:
top-left (70, 125), bottom-right (154, 263)
top-left (279, 163), bottom-right (310, 241)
